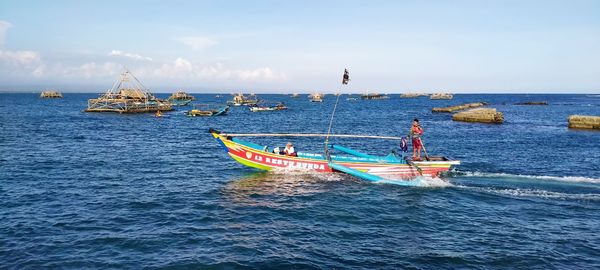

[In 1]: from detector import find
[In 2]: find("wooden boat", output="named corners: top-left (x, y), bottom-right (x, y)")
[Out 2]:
top-left (167, 91), bottom-right (195, 106)
top-left (227, 93), bottom-right (259, 106)
top-left (185, 104), bottom-right (229, 116)
top-left (209, 129), bottom-right (460, 185)
top-left (210, 69), bottom-right (460, 185)
top-left (249, 101), bottom-right (287, 112)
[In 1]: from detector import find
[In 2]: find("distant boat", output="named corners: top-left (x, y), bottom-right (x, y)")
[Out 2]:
top-left (185, 104), bottom-right (229, 116)
top-left (309, 93), bottom-right (324, 102)
top-left (249, 101), bottom-right (288, 112)
top-left (291, 93), bottom-right (300, 98)
top-left (40, 90), bottom-right (63, 98)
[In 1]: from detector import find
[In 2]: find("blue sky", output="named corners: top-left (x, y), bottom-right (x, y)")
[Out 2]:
top-left (0, 0), bottom-right (599, 93)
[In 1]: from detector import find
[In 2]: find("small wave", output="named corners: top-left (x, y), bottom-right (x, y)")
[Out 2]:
top-left (457, 185), bottom-right (600, 201)
top-left (454, 171), bottom-right (600, 184)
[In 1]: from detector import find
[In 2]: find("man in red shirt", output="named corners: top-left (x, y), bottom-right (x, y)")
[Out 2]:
top-left (409, 119), bottom-right (424, 160)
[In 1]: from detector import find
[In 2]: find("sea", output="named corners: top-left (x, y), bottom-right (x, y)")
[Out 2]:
top-left (1, 93), bottom-right (599, 269)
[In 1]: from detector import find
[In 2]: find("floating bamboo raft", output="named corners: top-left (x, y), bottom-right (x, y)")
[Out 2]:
top-left (432, 102), bottom-right (488, 113)
top-left (515, 101), bottom-right (548, 105)
top-left (400, 93), bottom-right (428, 98)
top-left (430, 93), bottom-right (454, 100)
top-left (452, 108), bottom-right (504, 124)
top-left (361, 93), bottom-right (389, 100)
top-left (40, 90), bottom-right (63, 98)
top-left (85, 70), bottom-right (173, 113)
top-left (568, 115), bottom-right (600, 130)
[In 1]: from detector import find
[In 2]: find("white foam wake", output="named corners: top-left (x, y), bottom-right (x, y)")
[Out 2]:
top-left (456, 171), bottom-right (600, 184)
top-left (457, 185), bottom-right (600, 201)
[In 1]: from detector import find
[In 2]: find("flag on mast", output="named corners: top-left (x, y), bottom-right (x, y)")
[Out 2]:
top-left (342, 69), bottom-right (350, 85)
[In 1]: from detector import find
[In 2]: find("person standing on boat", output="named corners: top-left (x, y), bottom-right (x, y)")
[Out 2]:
top-left (409, 119), bottom-right (424, 160)
top-left (284, 142), bottom-right (297, 157)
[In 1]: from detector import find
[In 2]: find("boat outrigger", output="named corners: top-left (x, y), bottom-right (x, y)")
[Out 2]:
top-left (210, 129), bottom-right (460, 185)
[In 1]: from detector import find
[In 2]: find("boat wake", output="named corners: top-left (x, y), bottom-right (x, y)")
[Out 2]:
top-left (271, 168), bottom-right (452, 188)
top-left (452, 170), bottom-right (600, 184)
top-left (456, 185), bottom-right (600, 201)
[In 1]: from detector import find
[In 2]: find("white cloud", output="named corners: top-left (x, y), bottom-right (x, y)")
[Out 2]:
top-left (0, 49), bottom-right (41, 66)
top-left (108, 50), bottom-right (152, 61)
top-left (176, 36), bottom-right (218, 50)
top-left (31, 61), bottom-right (121, 79)
top-left (153, 58), bottom-right (287, 82)
top-left (0, 20), bottom-right (11, 45)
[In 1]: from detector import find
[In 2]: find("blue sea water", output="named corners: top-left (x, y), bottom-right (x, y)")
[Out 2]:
top-left (1, 93), bottom-right (599, 269)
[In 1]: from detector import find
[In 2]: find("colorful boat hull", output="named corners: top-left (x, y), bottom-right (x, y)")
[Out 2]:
top-left (210, 129), bottom-right (460, 181)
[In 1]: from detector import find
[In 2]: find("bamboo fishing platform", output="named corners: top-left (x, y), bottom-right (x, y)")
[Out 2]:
top-left (167, 91), bottom-right (195, 106)
top-left (40, 90), bottom-right (63, 98)
top-left (452, 108), bottom-right (504, 124)
top-left (227, 93), bottom-right (259, 106)
top-left (432, 102), bottom-right (488, 113)
top-left (85, 70), bottom-right (173, 113)
top-left (568, 115), bottom-right (600, 130)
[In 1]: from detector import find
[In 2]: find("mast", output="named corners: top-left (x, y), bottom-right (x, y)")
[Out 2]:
top-left (324, 68), bottom-right (350, 160)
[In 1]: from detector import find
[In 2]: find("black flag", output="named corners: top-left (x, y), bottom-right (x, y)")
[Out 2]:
top-left (342, 69), bottom-right (350, 85)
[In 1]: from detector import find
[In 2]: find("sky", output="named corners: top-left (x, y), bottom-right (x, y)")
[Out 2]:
top-left (0, 0), bottom-right (599, 93)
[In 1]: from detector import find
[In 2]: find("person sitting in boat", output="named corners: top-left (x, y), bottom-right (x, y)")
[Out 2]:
top-left (272, 147), bottom-right (283, 155)
top-left (284, 142), bottom-right (297, 157)
top-left (409, 118), bottom-right (424, 160)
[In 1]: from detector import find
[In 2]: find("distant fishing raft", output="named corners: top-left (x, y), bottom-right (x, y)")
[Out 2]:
top-left (85, 70), bottom-right (172, 113)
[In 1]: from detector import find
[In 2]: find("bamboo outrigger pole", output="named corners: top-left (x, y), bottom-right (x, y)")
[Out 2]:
top-left (220, 133), bottom-right (405, 140)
